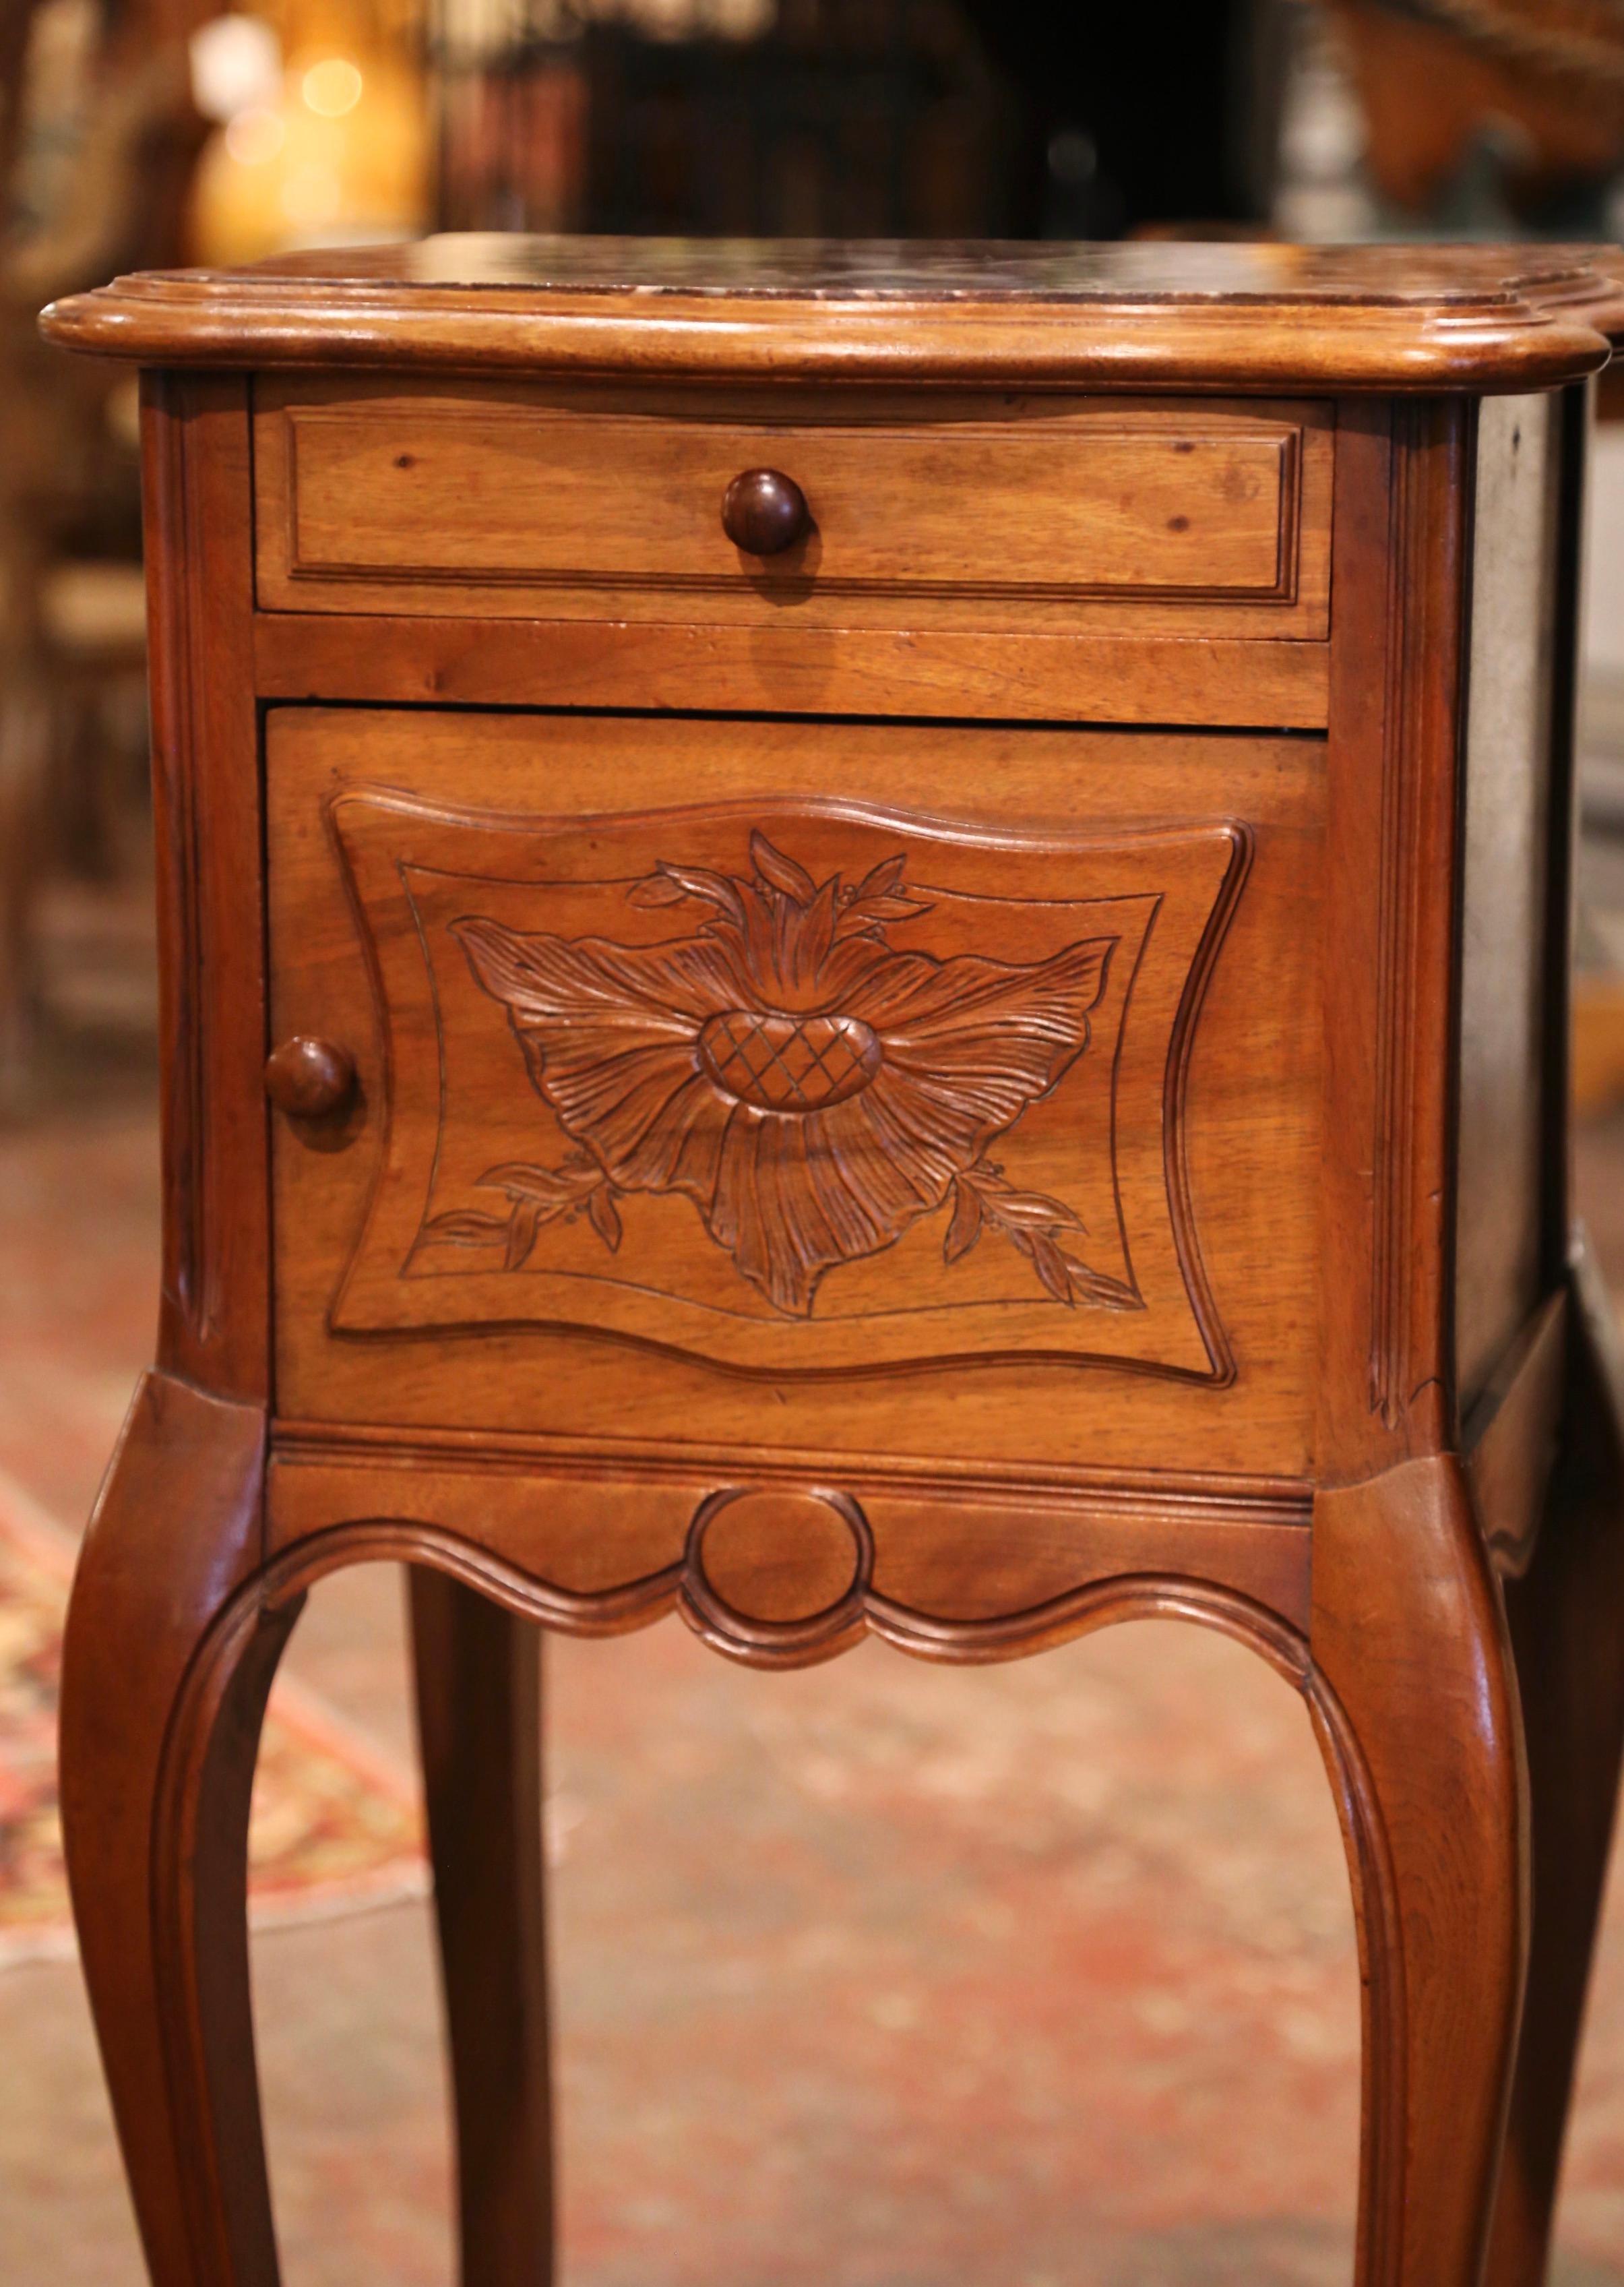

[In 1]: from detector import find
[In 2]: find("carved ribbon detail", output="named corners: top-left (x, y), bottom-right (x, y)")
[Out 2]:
top-left (442, 833), bottom-right (1135, 1318)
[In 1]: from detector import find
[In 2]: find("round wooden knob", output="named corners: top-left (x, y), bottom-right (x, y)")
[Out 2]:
top-left (265, 1036), bottom-right (356, 1120)
top-left (721, 468), bottom-right (809, 555)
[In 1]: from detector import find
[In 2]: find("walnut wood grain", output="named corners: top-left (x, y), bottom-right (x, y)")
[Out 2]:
top-left (141, 375), bottom-right (270, 1403)
top-left (252, 380), bottom-right (1328, 639)
top-left (41, 236), bottom-right (1624, 391)
top-left (267, 1445), bottom-right (1314, 1654)
top-left (266, 708), bottom-right (1321, 1475)
top-left (59, 1370), bottom-right (285, 2287)
top-left (1315, 398), bottom-right (1470, 1480)
top-left (1365, 401), bottom-right (1472, 1455)
top-left (1309, 1455), bottom-right (1526, 2287)
top-left (249, 612), bottom-right (1333, 730)
top-left (269, 1420), bottom-right (1308, 1508)
top-left (43, 236), bottom-right (1624, 2287)
top-left (409, 1573), bottom-right (553, 2287)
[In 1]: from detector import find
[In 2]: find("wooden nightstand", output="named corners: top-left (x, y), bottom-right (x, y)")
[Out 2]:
top-left (42, 238), bottom-right (1624, 2287)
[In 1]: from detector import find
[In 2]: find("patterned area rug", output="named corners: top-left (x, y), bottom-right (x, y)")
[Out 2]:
top-left (0, 1473), bottom-right (426, 1969)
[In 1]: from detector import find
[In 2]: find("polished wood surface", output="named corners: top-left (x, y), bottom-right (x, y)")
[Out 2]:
top-left (409, 1575), bottom-right (553, 2286)
top-left (265, 708), bottom-right (1320, 1473)
top-left (46, 238), bottom-right (1624, 2287)
top-left (252, 379), bottom-right (1331, 637)
top-left (1310, 1452), bottom-right (1525, 2287)
top-left (39, 235), bottom-right (1624, 390)
top-left (139, 371), bottom-right (270, 1404)
top-left (249, 609), bottom-right (1333, 728)
top-left (59, 1371), bottom-right (284, 2286)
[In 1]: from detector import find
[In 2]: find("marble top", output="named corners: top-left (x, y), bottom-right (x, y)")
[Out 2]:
top-left (240, 233), bottom-right (1624, 310)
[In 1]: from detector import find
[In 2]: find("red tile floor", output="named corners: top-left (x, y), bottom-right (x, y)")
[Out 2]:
top-left (7, 992), bottom-right (1624, 2282)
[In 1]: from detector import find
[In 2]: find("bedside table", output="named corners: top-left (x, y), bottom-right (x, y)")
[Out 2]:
top-left (42, 237), bottom-right (1624, 2287)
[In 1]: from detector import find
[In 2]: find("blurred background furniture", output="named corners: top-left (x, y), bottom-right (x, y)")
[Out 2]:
top-left (1325, 0), bottom-right (1624, 231)
top-left (0, 0), bottom-right (204, 1098)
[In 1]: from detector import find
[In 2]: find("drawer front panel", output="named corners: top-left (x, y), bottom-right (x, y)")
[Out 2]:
top-left (268, 709), bottom-right (1323, 1475)
top-left (253, 381), bottom-right (1332, 638)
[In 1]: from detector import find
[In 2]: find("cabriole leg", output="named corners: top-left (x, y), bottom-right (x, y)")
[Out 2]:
top-left (1487, 1243), bottom-right (1624, 2286)
top-left (409, 1568), bottom-right (553, 2287)
top-left (1310, 1455), bottom-right (1528, 2287)
top-left (59, 1370), bottom-right (290, 2287)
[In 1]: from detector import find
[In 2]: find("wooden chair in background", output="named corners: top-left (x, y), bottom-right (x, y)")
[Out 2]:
top-left (0, 3), bottom-right (204, 1095)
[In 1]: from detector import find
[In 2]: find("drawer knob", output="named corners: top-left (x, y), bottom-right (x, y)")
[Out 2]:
top-left (266, 1035), bottom-right (356, 1120)
top-left (721, 468), bottom-right (809, 556)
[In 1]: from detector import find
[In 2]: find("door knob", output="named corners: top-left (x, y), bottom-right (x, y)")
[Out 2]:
top-left (721, 468), bottom-right (809, 555)
top-left (265, 1036), bottom-right (356, 1119)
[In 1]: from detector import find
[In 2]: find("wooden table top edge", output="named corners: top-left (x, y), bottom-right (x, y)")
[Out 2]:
top-left (38, 237), bottom-right (1624, 392)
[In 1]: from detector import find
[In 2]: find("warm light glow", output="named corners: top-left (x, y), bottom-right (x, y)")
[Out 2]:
top-left (301, 57), bottom-right (363, 117)
top-left (223, 104), bottom-right (285, 166)
top-left (189, 39), bottom-right (429, 264)
top-left (280, 164), bottom-right (343, 226)
top-left (190, 13), bottom-right (281, 123)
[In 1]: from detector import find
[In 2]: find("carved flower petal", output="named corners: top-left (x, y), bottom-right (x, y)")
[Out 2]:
top-left (697, 1089), bottom-right (956, 1316)
top-left (709, 1113), bottom-right (820, 1314)
top-left (455, 919), bottom-right (755, 1032)
top-left (703, 1102), bottom-right (877, 1314)
top-left (869, 1054), bottom-right (1073, 1185)
top-left (513, 1036), bottom-right (717, 1180)
top-left (844, 936), bottom-right (1116, 1043)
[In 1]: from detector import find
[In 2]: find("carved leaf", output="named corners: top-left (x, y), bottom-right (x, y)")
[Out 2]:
top-left (790, 876), bottom-right (839, 986)
top-left (505, 1200), bottom-right (543, 1271)
top-left (943, 1180), bottom-right (984, 1264)
top-left (1024, 1229), bottom-right (1077, 1306)
top-left (853, 893), bottom-right (933, 921)
top-left (850, 853), bottom-right (906, 903)
top-left (588, 1186), bottom-right (623, 1253)
top-left (658, 863), bottom-right (747, 923)
top-left (1060, 1258), bottom-right (1144, 1312)
top-left (978, 1187), bottom-right (1087, 1234)
top-left (751, 833), bottom-right (817, 904)
top-left (422, 1210), bottom-right (511, 1243)
top-left (626, 872), bottom-right (691, 908)
top-left (481, 1161), bottom-right (598, 1203)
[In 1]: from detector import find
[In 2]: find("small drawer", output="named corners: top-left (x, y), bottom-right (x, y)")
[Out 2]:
top-left (253, 379), bottom-right (1332, 639)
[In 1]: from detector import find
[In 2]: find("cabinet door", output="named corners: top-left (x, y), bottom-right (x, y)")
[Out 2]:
top-left (268, 708), bottom-right (1322, 1478)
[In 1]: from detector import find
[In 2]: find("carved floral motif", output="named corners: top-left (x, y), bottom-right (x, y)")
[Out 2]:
top-left (437, 834), bottom-right (1136, 1318)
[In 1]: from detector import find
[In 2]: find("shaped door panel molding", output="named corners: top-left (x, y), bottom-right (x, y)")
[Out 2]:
top-left (321, 788), bottom-right (1245, 1379)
